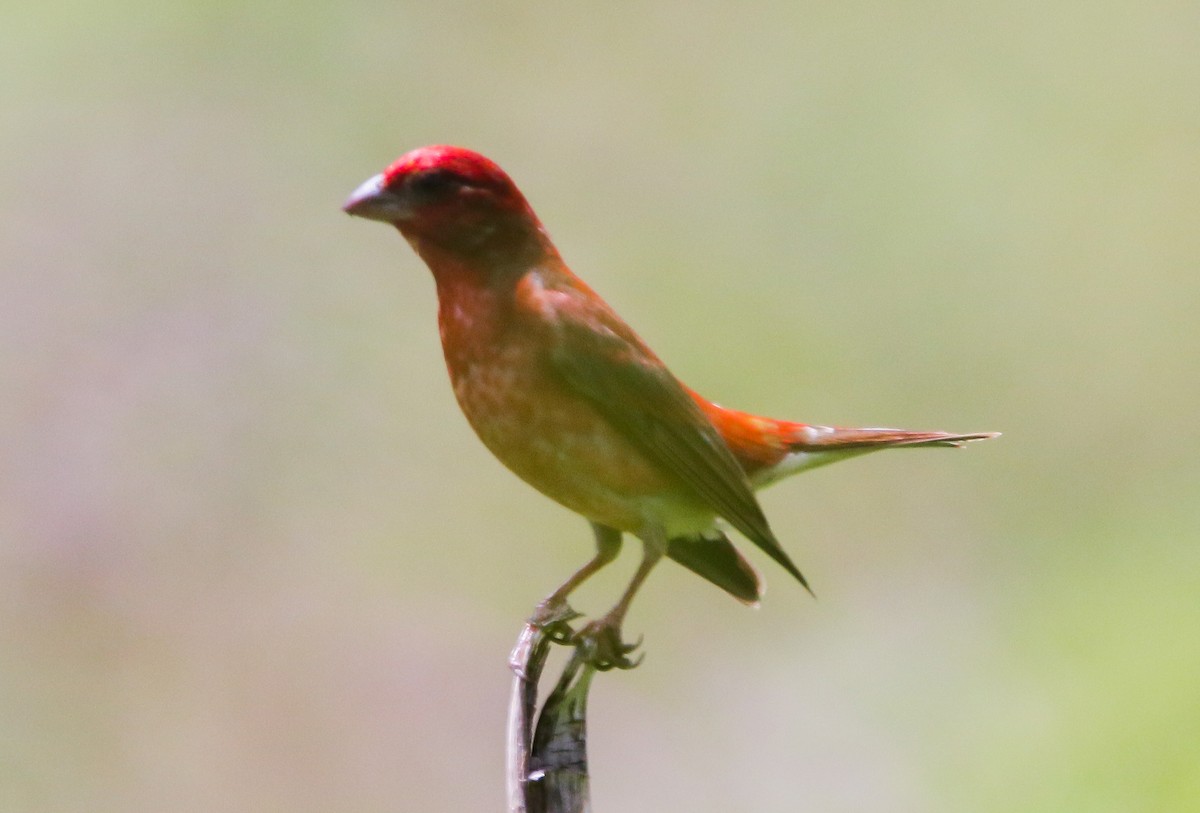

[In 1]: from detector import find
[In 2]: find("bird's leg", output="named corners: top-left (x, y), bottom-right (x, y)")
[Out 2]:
top-left (574, 533), bottom-right (665, 671)
top-left (530, 523), bottom-right (622, 641)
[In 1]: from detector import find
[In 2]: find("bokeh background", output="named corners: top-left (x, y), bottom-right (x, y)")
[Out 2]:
top-left (4, 2), bottom-right (1198, 811)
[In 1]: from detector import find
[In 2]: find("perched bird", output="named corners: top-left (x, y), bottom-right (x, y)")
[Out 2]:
top-left (344, 146), bottom-right (996, 669)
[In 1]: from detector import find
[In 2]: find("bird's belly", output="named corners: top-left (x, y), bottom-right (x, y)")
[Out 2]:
top-left (449, 346), bottom-right (701, 535)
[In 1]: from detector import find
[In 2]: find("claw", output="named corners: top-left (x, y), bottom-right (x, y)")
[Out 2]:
top-left (529, 598), bottom-right (582, 644)
top-left (573, 617), bottom-right (644, 671)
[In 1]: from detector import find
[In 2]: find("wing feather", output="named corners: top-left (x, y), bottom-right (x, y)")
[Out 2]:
top-left (528, 276), bottom-right (809, 591)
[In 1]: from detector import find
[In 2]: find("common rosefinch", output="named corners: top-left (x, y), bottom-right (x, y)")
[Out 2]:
top-left (344, 146), bottom-right (995, 669)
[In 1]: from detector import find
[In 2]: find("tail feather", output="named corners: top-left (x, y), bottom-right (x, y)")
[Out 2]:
top-left (684, 395), bottom-right (997, 600)
top-left (742, 425), bottom-right (999, 487)
top-left (695, 396), bottom-right (997, 479)
top-left (667, 530), bottom-right (763, 604)
top-left (793, 426), bottom-right (1000, 450)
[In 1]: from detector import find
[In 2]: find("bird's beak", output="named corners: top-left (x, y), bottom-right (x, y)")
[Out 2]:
top-left (342, 173), bottom-right (410, 223)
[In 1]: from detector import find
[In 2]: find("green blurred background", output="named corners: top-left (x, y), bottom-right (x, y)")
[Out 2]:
top-left (3, 2), bottom-right (1197, 810)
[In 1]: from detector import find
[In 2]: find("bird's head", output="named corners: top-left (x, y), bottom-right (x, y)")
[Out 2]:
top-left (343, 146), bottom-right (551, 268)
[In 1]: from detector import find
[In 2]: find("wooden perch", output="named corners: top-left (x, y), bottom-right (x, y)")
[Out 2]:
top-left (507, 620), bottom-right (596, 813)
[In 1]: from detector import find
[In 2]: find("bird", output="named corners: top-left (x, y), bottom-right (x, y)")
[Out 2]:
top-left (343, 145), bottom-right (996, 669)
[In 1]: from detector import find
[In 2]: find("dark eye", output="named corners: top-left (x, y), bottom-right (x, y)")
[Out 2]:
top-left (409, 169), bottom-right (464, 197)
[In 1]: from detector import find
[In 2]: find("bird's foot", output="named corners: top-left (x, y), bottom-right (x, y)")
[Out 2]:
top-left (573, 616), bottom-right (644, 672)
top-left (529, 597), bottom-right (582, 644)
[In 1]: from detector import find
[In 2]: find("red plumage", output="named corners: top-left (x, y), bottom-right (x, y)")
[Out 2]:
top-left (345, 146), bottom-right (996, 668)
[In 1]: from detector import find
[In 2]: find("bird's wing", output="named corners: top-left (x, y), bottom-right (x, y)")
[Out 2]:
top-left (523, 273), bottom-right (809, 591)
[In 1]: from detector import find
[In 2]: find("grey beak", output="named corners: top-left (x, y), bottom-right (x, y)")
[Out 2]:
top-left (342, 173), bottom-right (409, 222)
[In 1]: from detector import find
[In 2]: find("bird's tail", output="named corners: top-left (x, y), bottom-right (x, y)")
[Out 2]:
top-left (695, 397), bottom-right (998, 488)
top-left (667, 529), bottom-right (763, 604)
top-left (791, 425), bottom-right (999, 450)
